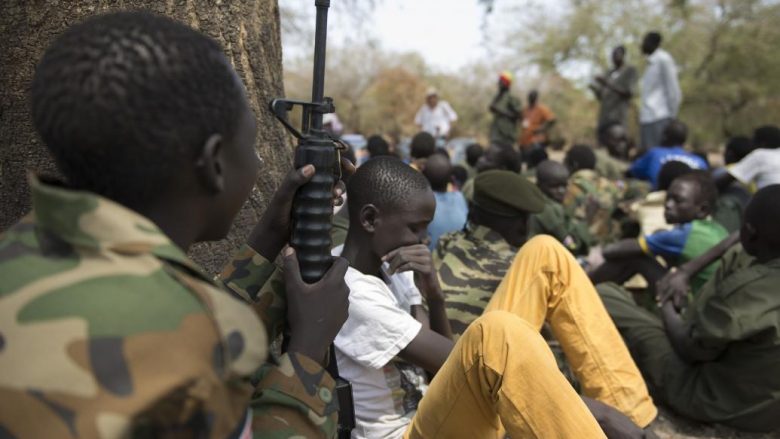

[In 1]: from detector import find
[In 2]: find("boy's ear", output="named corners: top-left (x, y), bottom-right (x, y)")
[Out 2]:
top-left (359, 204), bottom-right (379, 233)
top-left (195, 134), bottom-right (225, 195)
top-left (696, 199), bottom-right (713, 219)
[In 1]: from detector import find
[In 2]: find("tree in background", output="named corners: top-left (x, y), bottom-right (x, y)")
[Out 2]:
top-left (0, 0), bottom-right (290, 274)
top-left (509, 0), bottom-right (780, 149)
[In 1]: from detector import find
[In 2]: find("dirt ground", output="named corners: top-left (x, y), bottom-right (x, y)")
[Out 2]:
top-left (651, 407), bottom-right (779, 439)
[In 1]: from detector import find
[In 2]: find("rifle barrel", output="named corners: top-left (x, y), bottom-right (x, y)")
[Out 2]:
top-left (311, 0), bottom-right (330, 131)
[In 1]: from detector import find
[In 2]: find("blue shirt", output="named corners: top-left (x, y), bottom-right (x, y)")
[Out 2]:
top-left (629, 146), bottom-right (708, 189)
top-left (428, 191), bottom-right (468, 250)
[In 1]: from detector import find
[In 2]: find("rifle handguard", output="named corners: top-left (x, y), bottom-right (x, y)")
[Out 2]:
top-left (291, 138), bottom-right (337, 283)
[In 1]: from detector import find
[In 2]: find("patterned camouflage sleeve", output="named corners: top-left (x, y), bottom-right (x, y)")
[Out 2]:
top-left (219, 244), bottom-right (287, 341)
top-left (219, 245), bottom-right (339, 438)
top-left (251, 353), bottom-right (338, 438)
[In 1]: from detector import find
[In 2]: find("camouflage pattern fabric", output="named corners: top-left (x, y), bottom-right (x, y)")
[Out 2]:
top-left (528, 196), bottom-right (592, 256)
top-left (563, 169), bottom-right (624, 244)
top-left (0, 176), bottom-right (337, 438)
top-left (434, 223), bottom-right (579, 386)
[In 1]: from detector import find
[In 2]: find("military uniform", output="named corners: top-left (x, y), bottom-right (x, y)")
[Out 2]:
top-left (528, 196), bottom-right (592, 256)
top-left (594, 148), bottom-right (628, 181)
top-left (564, 169), bottom-right (624, 244)
top-left (0, 177), bottom-right (337, 438)
top-left (489, 92), bottom-right (522, 147)
top-left (597, 246), bottom-right (780, 431)
top-left (435, 223), bottom-right (516, 338)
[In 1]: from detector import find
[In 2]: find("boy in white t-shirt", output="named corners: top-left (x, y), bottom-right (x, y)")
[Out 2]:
top-left (335, 157), bottom-right (652, 439)
top-left (717, 125), bottom-right (780, 191)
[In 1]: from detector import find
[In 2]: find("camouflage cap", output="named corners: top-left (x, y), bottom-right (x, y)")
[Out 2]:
top-left (473, 170), bottom-right (546, 216)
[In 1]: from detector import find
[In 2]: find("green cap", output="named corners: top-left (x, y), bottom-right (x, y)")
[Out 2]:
top-left (473, 170), bottom-right (546, 216)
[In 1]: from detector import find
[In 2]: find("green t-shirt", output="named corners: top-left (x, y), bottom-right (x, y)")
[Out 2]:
top-left (639, 219), bottom-right (729, 293)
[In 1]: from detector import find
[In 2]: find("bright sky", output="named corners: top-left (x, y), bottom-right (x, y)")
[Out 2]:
top-left (369, 0), bottom-right (488, 71)
top-left (281, 0), bottom-right (556, 73)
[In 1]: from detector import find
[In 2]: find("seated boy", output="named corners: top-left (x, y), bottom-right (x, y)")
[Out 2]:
top-left (563, 145), bottom-right (626, 244)
top-left (422, 154), bottom-right (468, 250)
top-left (598, 184), bottom-right (780, 432)
top-left (589, 171), bottom-right (728, 295)
top-left (0, 12), bottom-right (351, 438)
top-left (335, 157), bottom-right (657, 438)
top-left (628, 119), bottom-right (708, 190)
top-left (529, 160), bottom-right (591, 255)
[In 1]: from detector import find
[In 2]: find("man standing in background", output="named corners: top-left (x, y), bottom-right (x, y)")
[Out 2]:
top-left (415, 87), bottom-right (458, 142)
top-left (639, 31), bottom-right (682, 151)
top-left (591, 46), bottom-right (637, 137)
top-left (489, 71), bottom-right (522, 148)
top-left (520, 90), bottom-right (556, 159)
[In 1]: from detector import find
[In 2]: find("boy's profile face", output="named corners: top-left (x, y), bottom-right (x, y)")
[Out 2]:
top-left (370, 189), bottom-right (436, 256)
top-left (537, 173), bottom-right (569, 204)
top-left (664, 180), bottom-right (706, 224)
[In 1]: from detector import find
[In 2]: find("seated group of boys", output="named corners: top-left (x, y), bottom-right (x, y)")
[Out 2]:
top-left (2, 11), bottom-right (779, 439)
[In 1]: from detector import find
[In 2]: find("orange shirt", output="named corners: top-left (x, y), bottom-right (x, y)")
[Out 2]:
top-left (520, 104), bottom-right (555, 147)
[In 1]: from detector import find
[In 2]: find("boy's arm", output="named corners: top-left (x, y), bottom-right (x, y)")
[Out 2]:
top-left (660, 300), bottom-right (721, 363)
top-left (656, 231), bottom-right (740, 307)
top-left (601, 238), bottom-right (645, 260)
top-left (384, 244), bottom-right (453, 341)
top-left (398, 327), bottom-right (456, 374)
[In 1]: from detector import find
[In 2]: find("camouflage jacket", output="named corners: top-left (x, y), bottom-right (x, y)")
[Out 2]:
top-left (0, 177), bottom-right (337, 438)
top-left (528, 196), bottom-right (592, 255)
top-left (563, 169), bottom-right (624, 244)
top-left (434, 223), bottom-right (516, 339)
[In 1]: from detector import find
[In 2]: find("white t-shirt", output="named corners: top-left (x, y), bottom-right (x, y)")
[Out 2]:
top-left (331, 246), bottom-right (427, 439)
top-left (640, 49), bottom-right (681, 123)
top-left (728, 148), bottom-right (780, 191)
top-left (414, 101), bottom-right (457, 137)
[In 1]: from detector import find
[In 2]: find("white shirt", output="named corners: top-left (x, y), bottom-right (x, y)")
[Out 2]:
top-left (640, 49), bottom-right (681, 123)
top-left (331, 246), bottom-right (426, 439)
top-left (414, 101), bottom-right (457, 137)
top-left (728, 148), bottom-right (780, 190)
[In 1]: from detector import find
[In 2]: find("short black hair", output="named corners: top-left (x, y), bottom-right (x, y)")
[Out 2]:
top-left (465, 143), bottom-right (484, 167)
top-left (646, 32), bottom-right (662, 46)
top-left (487, 144), bottom-right (521, 173)
top-left (347, 157), bottom-right (431, 219)
top-left (745, 184), bottom-right (780, 247)
top-left (661, 119), bottom-right (688, 147)
top-left (452, 165), bottom-right (468, 187)
top-left (410, 132), bottom-right (436, 159)
top-left (31, 11), bottom-right (244, 206)
top-left (657, 160), bottom-right (693, 191)
top-left (526, 147), bottom-right (549, 169)
top-left (724, 136), bottom-right (754, 164)
top-left (565, 144), bottom-right (597, 171)
top-left (366, 135), bottom-right (390, 157)
top-left (433, 147), bottom-right (451, 159)
top-left (674, 170), bottom-right (718, 212)
top-left (752, 125), bottom-right (780, 149)
top-left (422, 154), bottom-right (452, 192)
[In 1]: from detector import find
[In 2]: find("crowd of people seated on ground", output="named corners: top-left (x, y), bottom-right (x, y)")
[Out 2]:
top-left (1, 11), bottom-right (779, 439)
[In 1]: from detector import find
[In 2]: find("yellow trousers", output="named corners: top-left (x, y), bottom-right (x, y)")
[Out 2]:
top-left (405, 236), bottom-right (656, 438)
top-left (486, 236), bottom-right (657, 427)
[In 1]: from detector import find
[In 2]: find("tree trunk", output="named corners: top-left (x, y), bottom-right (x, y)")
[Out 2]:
top-left (0, 0), bottom-right (292, 274)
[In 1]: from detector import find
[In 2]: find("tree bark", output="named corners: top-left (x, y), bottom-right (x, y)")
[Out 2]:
top-left (0, 0), bottom-right (292, 274)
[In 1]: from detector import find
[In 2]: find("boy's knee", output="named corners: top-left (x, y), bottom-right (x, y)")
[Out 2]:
top-left (463, 311), bottom-right (547, 355)
top-left (518, 235), bottom-right (571, 262)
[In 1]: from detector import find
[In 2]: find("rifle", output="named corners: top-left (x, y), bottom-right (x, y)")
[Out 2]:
top-left (269, 1), bottom-right (355, 438)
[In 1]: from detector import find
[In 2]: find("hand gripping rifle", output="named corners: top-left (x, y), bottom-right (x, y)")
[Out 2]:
top-left (269, 1), bottom-right (355, 437)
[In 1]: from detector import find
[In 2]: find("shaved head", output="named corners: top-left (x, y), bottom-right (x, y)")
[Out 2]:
top-left (423, 154), bottom-right (453, 192)
top-left (536, 160), bottom-right (569, 203)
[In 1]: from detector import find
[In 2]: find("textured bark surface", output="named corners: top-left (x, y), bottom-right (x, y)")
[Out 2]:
top-left (0, 0), bottom-right (292, 274)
